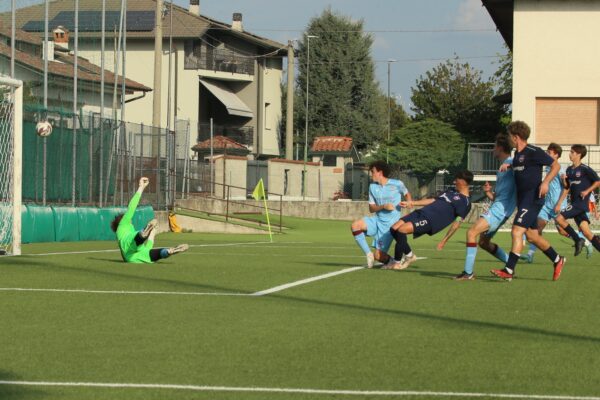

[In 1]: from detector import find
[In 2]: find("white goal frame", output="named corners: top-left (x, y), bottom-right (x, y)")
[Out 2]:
top-left (0, 75), bottom-right (22, 255)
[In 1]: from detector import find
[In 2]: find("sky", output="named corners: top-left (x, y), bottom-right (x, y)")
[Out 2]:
top-left (9, 0), bottom-right (508, 112)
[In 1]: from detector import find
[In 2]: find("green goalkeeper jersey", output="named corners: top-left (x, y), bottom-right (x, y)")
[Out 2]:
top-left (116, 191), bottom-right (152, 263)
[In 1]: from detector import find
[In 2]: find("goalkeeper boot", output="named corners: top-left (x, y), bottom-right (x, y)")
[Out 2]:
top-left (141, 219), bottom-right (158, 239)
top-left (168, 244), bottom-right (189, 255)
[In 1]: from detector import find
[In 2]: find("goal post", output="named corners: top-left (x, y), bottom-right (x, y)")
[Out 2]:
top-left (0, 75), bottom-right (22, 256)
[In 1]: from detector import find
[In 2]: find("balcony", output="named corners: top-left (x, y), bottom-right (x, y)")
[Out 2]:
top-left (184, 47), bottom-right (255, 76)
top-left (196, 122), bottom-right (253, 147)
top-left (468, 142), bottom-right (600, 177)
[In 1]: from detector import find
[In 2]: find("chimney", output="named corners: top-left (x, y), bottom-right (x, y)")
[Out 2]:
top-left (43, 40), bottom-right (55, 61)
top-left (189, 0), bottom-right (200, 16)
top-left (232, 13), bottom-right (243, 31)
top-left (53, 26), bottom-right (69, 50)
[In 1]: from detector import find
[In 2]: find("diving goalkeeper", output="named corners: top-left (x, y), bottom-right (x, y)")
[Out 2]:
top-left (111, 177), bottom-right (188, 263)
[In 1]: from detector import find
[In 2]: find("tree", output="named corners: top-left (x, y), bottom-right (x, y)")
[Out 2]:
top-left (295, 8), bottom-right (385, 151)
top-left (410, 58), bottom-right (507, 143)
top-left (494, 46), bottom-right (512, 96)
top-left (380, 118), bottom-right (465, 178)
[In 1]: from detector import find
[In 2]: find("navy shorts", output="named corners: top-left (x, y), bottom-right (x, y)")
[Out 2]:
top-left (513, 202), bottom-right (543, 229)
top-left (401, 210), bottom-right (433, 238)
top-left (560, 205), bottom-right (590, 226)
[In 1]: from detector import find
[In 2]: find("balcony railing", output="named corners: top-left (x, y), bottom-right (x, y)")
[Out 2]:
top-left (468, 142), bottom-right (600, 175)
top-left (197, 122), bottom-right (253, 146)
top-left (184, 48), bottom-right (254, 75)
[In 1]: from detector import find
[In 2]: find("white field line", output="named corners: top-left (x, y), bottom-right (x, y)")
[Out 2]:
top-left (0, 381), bottom-right (598, 399)
top-left (251, 266), bottom-right (364, 296)
top-left (0, 263), bottom-right (376, 297)
top-left (15, 241), bottom-right (275, 257)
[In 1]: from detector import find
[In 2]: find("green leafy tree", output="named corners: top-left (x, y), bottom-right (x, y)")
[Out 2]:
top-left (410, 58), bottom-right (507, 143)
top-left (380, 118), bottom-right (464, 178)
top-left (295, 8), bottom-right (385, 151)
top-left (494, 46), bottom-right (512, 96)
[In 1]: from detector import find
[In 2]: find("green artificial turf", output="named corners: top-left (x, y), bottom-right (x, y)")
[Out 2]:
top-left (1, 216), bottom-right (599, 399)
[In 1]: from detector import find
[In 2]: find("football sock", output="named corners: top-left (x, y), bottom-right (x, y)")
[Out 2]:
top-left (505, 252), bottom-right (520, 274)
top-left (149, 248), bottom-right (170, 262)
top-left (527, 242), bottom-right (536, 256)
top-left (592, 236), bottom-right (600, 251)
top-left (542, 247), bottom-right (560, 263)
top-left (352, 229), bottom-right (371, 255)
top-left (391, 228), bottom-right (411, 260)
top-left (494, 245), bottom-right (509, 263)
top-left (464, 242), bottom-right (477, 275)
top-left (563, 224), bottom-right (580, 243)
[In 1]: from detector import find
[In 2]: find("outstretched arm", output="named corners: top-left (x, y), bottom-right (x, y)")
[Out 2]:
top-left (437, 219), bottom-right (463, 250)
top-left (122, 177), bottom-right (149, 225)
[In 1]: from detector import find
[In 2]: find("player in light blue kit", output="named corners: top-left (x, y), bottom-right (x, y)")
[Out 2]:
top-left (351, 160), bottom-right (412, 268)
top-left (521, 143), bottom-right (593, 263)
top-left (440, 134), bottom-right (515, 280)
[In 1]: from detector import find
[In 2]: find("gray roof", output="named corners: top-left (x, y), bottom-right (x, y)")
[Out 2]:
top-left (0, 0), bottom-right (286, 51)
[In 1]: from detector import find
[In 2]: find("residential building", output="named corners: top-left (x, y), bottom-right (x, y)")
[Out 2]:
top-left (1, 0), bottom-right (287, 157)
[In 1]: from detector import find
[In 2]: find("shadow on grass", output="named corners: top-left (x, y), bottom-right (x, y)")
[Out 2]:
top-left (3, 256), bottom-right (253, 295)
top-left (0, 371), bottom-right (46, 399)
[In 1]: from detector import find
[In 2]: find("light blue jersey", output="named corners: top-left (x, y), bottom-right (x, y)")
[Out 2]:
top-left (483, 157), bottom-right (516, 235)
top-left (368, 178), bottom-right (409, 225)
top-left (545, 165), bottom-right (566, 210)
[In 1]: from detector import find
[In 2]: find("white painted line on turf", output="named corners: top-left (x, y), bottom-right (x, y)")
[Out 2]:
top-left (0, 287), bottom-right (249, 296)
top-left (11, 242), bottom-right (274, 257)
top-left (0, 381), bottom-right (598, 399)
top-left (251, 266), bottom-right (364, 296)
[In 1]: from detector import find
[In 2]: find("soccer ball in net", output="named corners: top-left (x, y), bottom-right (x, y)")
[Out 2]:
top-left (36, 120), bottom-right (53, 137)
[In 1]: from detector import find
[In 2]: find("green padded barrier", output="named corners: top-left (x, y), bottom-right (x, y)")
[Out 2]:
top-left (52, 207), bottom-right (80, 242)
top-left (22, 205), bottom-right (155, 243)
top-left (22, 205), bottom-right (56, 243)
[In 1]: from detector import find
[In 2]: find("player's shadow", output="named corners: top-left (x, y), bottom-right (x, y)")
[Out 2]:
top-left (0, 370), bottom-right (46, 399)
top-left (9, 256), bottom-right (252, 294)
top-left (266, 292), bottom-right (600, 345)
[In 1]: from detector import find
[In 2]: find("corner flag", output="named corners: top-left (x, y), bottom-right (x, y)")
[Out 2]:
top-left (252, 178), bottom-right (265, 200)
top-left (251, 178), bottom-right (272, 242)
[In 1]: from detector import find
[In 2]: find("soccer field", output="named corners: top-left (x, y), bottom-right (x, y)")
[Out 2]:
top-left (1, 217), bottom-right (599, 400)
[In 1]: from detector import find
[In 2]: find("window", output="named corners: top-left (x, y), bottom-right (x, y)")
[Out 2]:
top-left (284, 169), bottom-right (290, 195)
top-left (323, 155), bottom-right (337, 167)
top-left (264, 102), bottom-right (271, 130)
top-left (536, 98), bottom-right (599, 144)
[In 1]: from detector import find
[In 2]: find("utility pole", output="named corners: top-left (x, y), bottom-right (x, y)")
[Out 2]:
top-left (302, 35), bottom-right (318, 200)
top-left (386, 59), bottom-right (396, 163)
top-left (285, 40), bottom-right (294, 160)
top-left (152, 0), bottom-right (163, 154)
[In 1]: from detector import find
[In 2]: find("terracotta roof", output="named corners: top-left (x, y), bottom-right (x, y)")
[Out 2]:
top-left (0, 41), bottom-right (151, 92)
top-left (0, 23), bottom-right (42, 45)
top-left (0, 0), bottom-right (285, 50)
top-left (192, 135), bottom-right (248, 151)
top-left (311, 136), bottom-right (353, 153)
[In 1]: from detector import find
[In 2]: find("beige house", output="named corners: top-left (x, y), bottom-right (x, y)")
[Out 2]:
top-left (2, 0), bottom-right (287, 157)
top-left (483, 0), bottom-right (600, 146)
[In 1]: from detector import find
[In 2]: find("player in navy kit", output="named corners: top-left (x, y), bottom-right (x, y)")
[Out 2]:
top-left (386, 170), bottom-right (473, 270)
top-left (491, 121), bottom-right (566, 281)
top-left (554, 145), bottom-right (600, 254)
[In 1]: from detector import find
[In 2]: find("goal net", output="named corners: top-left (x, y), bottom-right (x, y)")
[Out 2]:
top-left (0, 76), bottom-right (22, 255)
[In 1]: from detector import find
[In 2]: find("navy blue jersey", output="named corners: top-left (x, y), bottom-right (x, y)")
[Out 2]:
top-left (566, 164), bottom-right (600, 209)
top-left (420, 189), bottom-right (471, 233)
top-left (512, 145), bottom-right (555, 205)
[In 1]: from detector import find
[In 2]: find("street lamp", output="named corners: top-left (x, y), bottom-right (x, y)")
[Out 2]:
top-left (303, 34), bottom-right (318, 200)
top-left (387, 59), bottom-right (397, 163)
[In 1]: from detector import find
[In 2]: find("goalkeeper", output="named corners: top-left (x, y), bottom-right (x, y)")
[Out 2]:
top-left (111, 177), bottom-right (188, 263)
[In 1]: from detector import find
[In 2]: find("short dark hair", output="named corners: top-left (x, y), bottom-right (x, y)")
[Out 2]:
top-left (571, 144), bottom-right (587, 159)
top-left (507, 121), bottom-right (530, 141)
top-left (455, 170), bottom-right (474, 185)
top-left (111, 214), bottom-right (124, 232)
top-left (368, 160), bottom-right (391, 178)
top-left (547, 143), bottom-right (562, 158)
top-left (495, 133), bottom-right (512, 154)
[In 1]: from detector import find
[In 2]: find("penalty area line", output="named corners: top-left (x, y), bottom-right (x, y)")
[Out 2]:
top-left (0, 381), bottom-right (598, 399)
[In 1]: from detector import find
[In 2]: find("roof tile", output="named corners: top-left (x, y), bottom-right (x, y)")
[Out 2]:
top-left (311, 136), bottom-right (353, 153)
